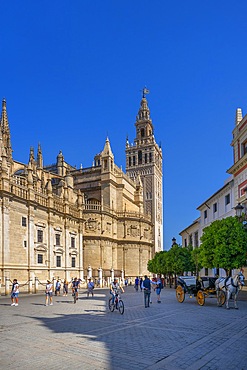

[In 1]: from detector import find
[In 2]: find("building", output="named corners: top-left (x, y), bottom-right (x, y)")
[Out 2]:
top-left (0, 95), bottom-right (162, 292)
top-left (125, 91), bottom-right (163, 252)
top-left (180, 106), bottom-right (247, 276)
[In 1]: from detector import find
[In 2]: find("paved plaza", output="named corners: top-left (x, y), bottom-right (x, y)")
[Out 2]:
top-left (0, 286), bottom-right (247, 370)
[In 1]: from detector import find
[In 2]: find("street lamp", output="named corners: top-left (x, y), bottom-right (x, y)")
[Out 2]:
top-left (172, 237), bottom-right (177, 246)
top-left (234, 203), bottom-right (244, 218)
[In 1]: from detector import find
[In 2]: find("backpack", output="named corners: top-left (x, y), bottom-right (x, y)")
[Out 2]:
top-left (159, 281), bottom-right (164, 289)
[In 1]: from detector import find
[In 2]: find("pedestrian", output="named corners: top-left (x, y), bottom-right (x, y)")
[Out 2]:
top-left (63, 279), bottom-right (68, 296)
top-left (45, 280), bottom-right (53, 306)
top-left (141, 275), bottom-right (152, 308)
top-left (139, 277), bottom-right (143, 292)
top-left (71, 277), bottom-right (80, 301)
top-left (55, 279), bottom-right (61, 296)
top-left (134, 276), bottom-right (139, 292)
top-left (155, 274), bottom-right (163, 303)
top-left (87, 278), bottom-right (95, 297)
top-left (11, 279), bottom-right (19, 306)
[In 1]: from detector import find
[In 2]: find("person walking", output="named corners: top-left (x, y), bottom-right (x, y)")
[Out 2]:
top-left (71, 277), bottom-right (80, 301)
top-left (139, 277), bottom-right (143, 292)
top-left (63, 279), bottom-right (68, 296)
top-left (134, 276), bottom-right (139, 292)
top-left (141, 275), bottom-right (151, 308)
top-left (45, 280), bottom-right (53, 306)
top-left (155, 274), bottom-right (163, 303)
top-left (55, 279), bottom-right (61, 296)
top-left (11, 279), bottom-right (19, 306)
top-left (87, 278), bottom-right (95, 298)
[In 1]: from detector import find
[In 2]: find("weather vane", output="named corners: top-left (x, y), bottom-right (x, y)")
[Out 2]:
top-left (142, 86), bottom-right (150, 98)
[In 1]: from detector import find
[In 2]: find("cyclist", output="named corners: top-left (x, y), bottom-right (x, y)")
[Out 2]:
top-left (71, 277), bottom-right (80, 301)
top-left (110, 278), bottom-right (124, 304)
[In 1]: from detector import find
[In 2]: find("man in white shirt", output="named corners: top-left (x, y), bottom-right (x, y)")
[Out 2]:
top-left (11, 279), bottom-right (19, 306)
top-left (110, 278), bottom-right (124, 304)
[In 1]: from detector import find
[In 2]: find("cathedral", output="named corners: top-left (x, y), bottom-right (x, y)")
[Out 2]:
top-left (0, 93), bottom-right (163, 291)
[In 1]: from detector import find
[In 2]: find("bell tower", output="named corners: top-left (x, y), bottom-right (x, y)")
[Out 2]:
top-left (126, 89), bottom-right (163, 252)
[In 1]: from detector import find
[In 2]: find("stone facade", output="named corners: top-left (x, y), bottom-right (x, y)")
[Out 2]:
top-left (0, 96), bottom-right (160, 290)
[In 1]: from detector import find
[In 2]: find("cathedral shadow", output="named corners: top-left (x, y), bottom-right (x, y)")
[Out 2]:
top-left (14, 289), bottom-right (145, 369)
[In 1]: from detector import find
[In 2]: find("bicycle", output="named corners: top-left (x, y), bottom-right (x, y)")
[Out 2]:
top-left (108, 292), bottom-right (124, 314)
top-left (72, 289), bottom-right (78, 304)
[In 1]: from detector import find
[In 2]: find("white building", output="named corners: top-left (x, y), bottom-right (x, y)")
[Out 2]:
top-left (180, 106), bottom-right (247, 276)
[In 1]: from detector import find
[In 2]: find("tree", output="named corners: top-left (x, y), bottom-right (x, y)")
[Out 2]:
top-left (199, 216), bottom-right (247, 275)
top-left (148, 244), bottom-right (196, 288)
top-left (147, 251), bottom-right (168, 275)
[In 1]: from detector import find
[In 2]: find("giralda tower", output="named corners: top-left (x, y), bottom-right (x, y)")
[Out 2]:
top-left (126, 90), bottom-right (163, 253)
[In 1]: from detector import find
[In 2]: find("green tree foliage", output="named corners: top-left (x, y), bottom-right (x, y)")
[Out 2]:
top-left (147, 244), bottom-right (195, 276)
top-left (199, 216), bottom-right (247, 274)
top-left (147, 251), bottom-right (168, 275)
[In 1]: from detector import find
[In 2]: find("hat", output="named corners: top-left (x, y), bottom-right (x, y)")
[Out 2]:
top-left (47, 280), bottom-right (51, 283)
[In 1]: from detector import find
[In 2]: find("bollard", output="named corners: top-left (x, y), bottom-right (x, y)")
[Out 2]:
top-left (34, 277), bottom-right (39, 294)
top-left (5, 277), bottom-right (10, 296)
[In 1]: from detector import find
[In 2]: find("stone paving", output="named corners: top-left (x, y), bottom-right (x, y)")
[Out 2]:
top-left (0, 286), bottom-right (247, 370)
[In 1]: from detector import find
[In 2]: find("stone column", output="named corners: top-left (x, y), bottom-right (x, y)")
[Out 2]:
top-left (110, 268), bottom-right (114, 281)
top-left (5, 277), bottom-right (10, 296)
top-left (87, 265), bottom-right (92, 279)
top-left (98, 267), bottom-right (103, 287)
top-left (121, 269), bottom-right (125, 285)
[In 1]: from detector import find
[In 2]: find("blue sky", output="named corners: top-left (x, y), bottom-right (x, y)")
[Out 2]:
top-left (1, 1), bottom-right (247, 249)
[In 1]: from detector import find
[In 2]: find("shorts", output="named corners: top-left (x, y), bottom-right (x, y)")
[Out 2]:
top-left (11, 292), bottom-right (19, 298)
top-left (46, 292), bottom-right (53, 296)
top-left (156, 288), bottom-right (161, 295)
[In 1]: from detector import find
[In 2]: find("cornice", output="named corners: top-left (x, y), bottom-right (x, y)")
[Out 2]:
top-left (227, 153), bottom-right (247, 175)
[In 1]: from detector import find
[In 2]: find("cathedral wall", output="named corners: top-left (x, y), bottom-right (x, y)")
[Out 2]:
top-left (123, 246), bottom-right (141, 277)
top-left (8, 201), bottom-right (28, 268)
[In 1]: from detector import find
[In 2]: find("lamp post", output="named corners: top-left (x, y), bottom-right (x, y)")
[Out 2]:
top-left (234, 203), bottom-right (244, 218)
top-left (172, 237), bottom-right (177, 246)
top-left (234, 203), bottom-right (247, 225)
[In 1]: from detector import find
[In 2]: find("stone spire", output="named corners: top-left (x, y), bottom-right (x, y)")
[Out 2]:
top-left (235, 108), bottom-right (243, 126)
top-left (37, 143), bottom-right (43, 169)
top-left (135, 93), bottom-right (154, 144)
top-left (137, 96), bottom-right (151, 122)
top-left (101, 137), bottom-right (114, 158)
top-left (29, 146), bottom-right (35, 167)
top-left (101, 137), bottom-right (114, 173)
top-left (0, 99), bottom-right (12, 161)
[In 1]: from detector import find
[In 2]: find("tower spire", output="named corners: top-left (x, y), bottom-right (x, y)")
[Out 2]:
top-left (37, 143), bottom-right (43, 169)
top-left (0, 99), bottom-right (12, 161)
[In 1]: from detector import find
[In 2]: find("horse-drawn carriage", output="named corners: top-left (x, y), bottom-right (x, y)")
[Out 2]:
top-left (176, 272), bottom-right (245, 308)
top-left (176, 275), bottom-right (226, 306)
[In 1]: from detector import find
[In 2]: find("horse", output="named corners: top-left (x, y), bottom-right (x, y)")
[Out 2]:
top-left (215, 271), bottom-right (245, 309)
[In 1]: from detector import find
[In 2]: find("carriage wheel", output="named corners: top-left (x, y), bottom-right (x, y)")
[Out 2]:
top-left (196, 290), bottom-right (205, 306)
top-left (217, 290), bottom-right (226, 307)
top-left (176, 285), bottom-right (185, 303)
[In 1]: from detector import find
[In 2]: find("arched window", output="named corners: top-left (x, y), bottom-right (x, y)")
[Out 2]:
top-left (138, 150), bottom-right (142, 164)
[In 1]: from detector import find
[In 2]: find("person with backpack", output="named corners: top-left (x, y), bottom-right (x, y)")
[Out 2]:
top-left (155, 274), bottom-right (163, 303)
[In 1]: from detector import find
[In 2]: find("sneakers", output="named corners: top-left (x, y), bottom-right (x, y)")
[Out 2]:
top-left (50, 303), bottom-right (53, 305)
top-left (15, 303), bottom-right (18, 306)
top-left (11, 303), bottom-right (15, 306)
